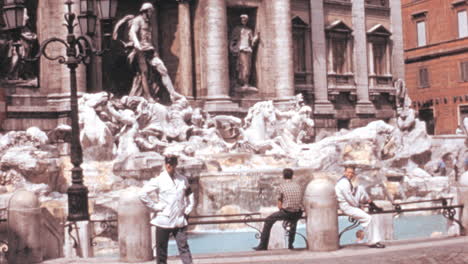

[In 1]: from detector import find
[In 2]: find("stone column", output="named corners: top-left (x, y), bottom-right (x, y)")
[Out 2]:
top-left (352, 0), bottom-right (374, 114)
top-left (203, 0), bottom-right (238, 112)
top-left (390, 0), bottom-right (405, 81)
top-left (310, 0), bottom-right (334, 114)
top-left (178, 0), bottom-right (194, 99)
top-left (37, 0), bottom-right (67, 95)
top-left (38, 0), bottom-right (87, 114)
top-left (271, 0), bottom-right (294, 101)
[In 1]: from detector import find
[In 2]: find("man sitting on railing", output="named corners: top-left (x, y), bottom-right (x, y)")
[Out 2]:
top-left (335, 166), bottom-right (385, 248)
top-left (253, 168), bottom-right (303, 251)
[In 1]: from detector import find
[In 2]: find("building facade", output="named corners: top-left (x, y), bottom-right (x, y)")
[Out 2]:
top-left (402, 0), bottom-right (468, 135)
top-left (0, 0), bottom-right (404, 135)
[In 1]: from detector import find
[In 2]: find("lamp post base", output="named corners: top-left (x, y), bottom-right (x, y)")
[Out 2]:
top-left (67, 183), bottom-right (90, 222)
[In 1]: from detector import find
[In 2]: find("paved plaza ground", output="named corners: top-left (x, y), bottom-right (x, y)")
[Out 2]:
top-left (42, 236), bottom-right (468, 264)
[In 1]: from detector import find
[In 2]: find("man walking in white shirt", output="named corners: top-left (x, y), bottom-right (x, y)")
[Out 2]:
top-left (140, 155), bottom-right (195, 264)
top-left (335, 166), bottom-right (385, 248)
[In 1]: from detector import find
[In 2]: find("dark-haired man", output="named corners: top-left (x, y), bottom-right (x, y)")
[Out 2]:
top-left (335, 166), bottom-right (385, 248)
top-left (253, 168), bottom-right (303, 250)
top-left (140, 155), bottom-right (194, 264)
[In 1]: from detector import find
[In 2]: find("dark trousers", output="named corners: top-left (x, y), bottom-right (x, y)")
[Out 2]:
top-left (156, 226), bottom-right (192, 264)
top-left (257, 209), bottom-right (302, 249)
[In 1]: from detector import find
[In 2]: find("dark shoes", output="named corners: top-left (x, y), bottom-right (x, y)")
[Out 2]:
top-left (369, 242), bottom-right (386, 249)
top-left (252, 246), bottom-right (267, 251)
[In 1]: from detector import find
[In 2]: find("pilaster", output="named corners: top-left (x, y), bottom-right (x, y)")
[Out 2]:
top-left (203, 0), bottom-right (239, 113)
top-left (352, 0), bottom-right (375, 114)
top-left (178, 0), bottom-right (194, 99)
top-left (271, 0), bottom-right (294, 100)
top-left (390, 0), bottom-right (405, 80)
top-left (310, 0), bottom-right (335, 115)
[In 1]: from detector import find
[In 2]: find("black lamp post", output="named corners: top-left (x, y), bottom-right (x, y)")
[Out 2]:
top-left (1, 0), bottom-right (118, 222)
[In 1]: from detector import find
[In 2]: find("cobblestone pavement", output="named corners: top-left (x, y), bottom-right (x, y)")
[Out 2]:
top-left (42, 236), bottom-right (468, 264)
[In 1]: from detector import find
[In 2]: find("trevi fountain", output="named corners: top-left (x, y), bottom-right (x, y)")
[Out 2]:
top-left (0, 82), bottom-right (467, 255)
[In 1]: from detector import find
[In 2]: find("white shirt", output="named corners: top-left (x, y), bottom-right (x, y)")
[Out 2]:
top-left (140, 170), bottom-right (195, 228)
top-left (335, 177), bottom-right (360, 208)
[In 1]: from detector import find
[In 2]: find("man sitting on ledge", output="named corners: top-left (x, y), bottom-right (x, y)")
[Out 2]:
top-left (253, 168), bottom-right (303, 251)
top-left (335, 166), bottom-right (386, 248)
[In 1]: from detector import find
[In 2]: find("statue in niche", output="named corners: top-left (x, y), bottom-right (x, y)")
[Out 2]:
top-left (229, 14), bottom-right (260, 93)
top-left (113, 2), bottom-right (183, 103)
top-left (394, 79), bottom-right (416, 131)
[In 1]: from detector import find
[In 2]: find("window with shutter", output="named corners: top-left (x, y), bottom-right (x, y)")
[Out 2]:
top-left (461, 61), bottom-right (468, 82)
top-left (419, 68), bottom-right (429, 88)
top-left (373, 42), bottom-right (386, 75)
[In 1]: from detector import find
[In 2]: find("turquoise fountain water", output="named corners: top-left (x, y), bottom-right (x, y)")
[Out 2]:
top-left (167, 214), bottom-right (448, 255)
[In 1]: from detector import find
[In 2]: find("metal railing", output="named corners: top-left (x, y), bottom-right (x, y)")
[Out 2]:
top-left (84, 198), bottom-right (465, 251)
top-left (85, 212), bottom-right (309, 249)
top-left (187, 212), bottom-right (309, 248)
top-left (46, 197), bottom-right (468, 255)
top-left (338, 197), bottom-right (464, 239)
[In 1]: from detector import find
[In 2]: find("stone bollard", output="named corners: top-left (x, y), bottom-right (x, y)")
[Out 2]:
top-left (7, 190), bottom-right (42, 263)
top-left (118, 190), bottom-right (152, 262)
top-left (304, 178), bottom-right (339, 251)
top-left (457, 172), bottom-right (468, 235)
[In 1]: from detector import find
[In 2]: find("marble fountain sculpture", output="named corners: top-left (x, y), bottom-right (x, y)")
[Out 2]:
top-left (0, 85), bottom-right (466, 228)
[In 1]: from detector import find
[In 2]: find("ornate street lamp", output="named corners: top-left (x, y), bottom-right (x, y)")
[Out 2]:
top-left (2, 0), bottom-right (25, 31)
top-left (1, 0), bottom-right (118, 222)
top-left (78, 0), bottom-right (97, 36)
top-left (96, 0), bottom-right (118, 49)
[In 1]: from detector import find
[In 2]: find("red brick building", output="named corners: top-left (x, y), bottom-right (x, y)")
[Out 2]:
top-left (402, 0), bottom-right (468, 135)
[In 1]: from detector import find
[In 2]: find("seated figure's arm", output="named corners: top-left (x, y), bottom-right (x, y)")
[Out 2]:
top-left (335, 180), bottom-right (359, 207)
